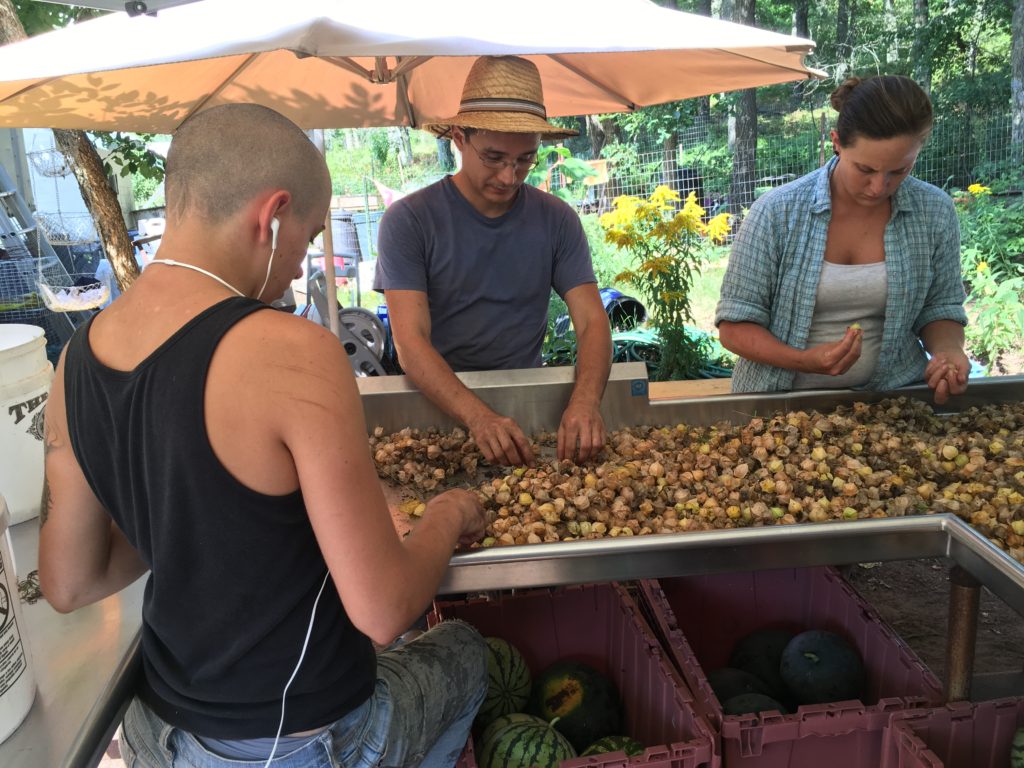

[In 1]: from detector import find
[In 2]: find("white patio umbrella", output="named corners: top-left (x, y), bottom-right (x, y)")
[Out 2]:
top-left (0, 0), bottom-right (821, 132)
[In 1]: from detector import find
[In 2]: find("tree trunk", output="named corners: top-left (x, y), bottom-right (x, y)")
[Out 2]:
top-left (436, 137), bottom-right (455, 172)
top-left (913, 0), bottom-right (932, 94)
top-left (1012, 0), bottom-right (1024, 162)
top-left (884, 0), bottom-right (899, 66)
top-left (731, 0), bottom-right (758, 216)
top-left (396, 126), bottom-right (413, 166)
top-left (0, 0), bottom-right (139, 292)
top-left (695, 0), bottom-right (712, 122)
top-left (586, 115), bottom-right (607, 159)
top-left (792, 0), bottom-right (809, 38)
top-left (52, 130), bottom-right (138, 289)
top-left (836, 0), bottom-right (851, 80)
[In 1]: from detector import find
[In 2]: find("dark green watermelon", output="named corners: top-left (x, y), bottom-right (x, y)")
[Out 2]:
top-left (722, 692), bottom-right (789, 716)
top-left (1011, 725), bottom-right (1024, 768)
top-left (477, 713), bottom-right (576, 768)
top-left (528, 660), bottom-right (623, 753)
top-left (706, 667), bottom-right (772, 705)
top-left (780, 630), bottom-right (865, 705)
top-left (729, 628), bottom-right (795, 703)
top-left (475, 637), bottom-right (532, 729)
top-left (581, 735), bottom-right (645, 757)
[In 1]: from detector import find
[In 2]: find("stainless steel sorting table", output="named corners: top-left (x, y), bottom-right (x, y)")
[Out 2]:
top-left (11, 363), bottom-right (1024, 766)
top-left (0, 521), bottom-right (144, 768)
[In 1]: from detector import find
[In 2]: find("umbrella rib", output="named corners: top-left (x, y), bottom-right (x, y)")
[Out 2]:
top-left (547, 55), bottom-right (636, 110)
top-left (323, 57), bottom-right (374, 82)
top-left (180, 53), bottom-right (261, 124)
top-left (0, 76), bottom-right (64, 107)
top-left (714, 48), bottom-right (820, 78)
top-left (396, 71), bottom-right (417, 128)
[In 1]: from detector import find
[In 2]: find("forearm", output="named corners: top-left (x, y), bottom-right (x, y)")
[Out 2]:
top-left (570, 322), bottom-right (612, 406)
top-left (719, 321), bottom-right (807, 372)
top-left (41, 520), bottom-right (147, 612)
top-left (920, 319), bottom-right (966, 356)
top-left (396, 335), bottom-right (496, 425)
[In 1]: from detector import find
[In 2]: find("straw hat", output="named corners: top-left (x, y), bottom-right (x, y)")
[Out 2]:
top-left (423, 56), bottom-right (578, 140)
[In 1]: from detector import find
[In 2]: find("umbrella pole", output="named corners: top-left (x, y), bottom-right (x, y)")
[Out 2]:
top-left (310, 129), bottom-right (341, 338)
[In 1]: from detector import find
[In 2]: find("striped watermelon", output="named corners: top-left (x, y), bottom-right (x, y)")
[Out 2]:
top-left (1012, 726), bottom-right (1024, 768)
top-left (477, 712), bottom-right (539, 756)
top-left (475, 637), bottom-right (532, 729)
top-left (477, 714), bottom-right (576, 768)
top-left (581, 735), bottom-right (645, 757)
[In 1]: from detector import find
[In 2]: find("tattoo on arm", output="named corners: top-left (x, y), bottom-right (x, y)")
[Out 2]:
top-left (40, 405), bottom-right (60, 529)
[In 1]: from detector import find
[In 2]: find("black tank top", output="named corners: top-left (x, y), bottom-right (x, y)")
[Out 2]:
top-left (63, 297), bottom-right (375, 738)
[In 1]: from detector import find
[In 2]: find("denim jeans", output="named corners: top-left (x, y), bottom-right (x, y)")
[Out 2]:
top-left (119, 620), bottom-right (486, 768)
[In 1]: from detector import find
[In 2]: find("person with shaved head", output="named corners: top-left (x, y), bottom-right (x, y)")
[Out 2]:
top-left (40, 104), bottom-right (488, 767)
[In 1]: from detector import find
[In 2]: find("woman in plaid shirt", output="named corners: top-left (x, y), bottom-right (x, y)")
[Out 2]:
top-left (716, 76), bottom-right (968, 403)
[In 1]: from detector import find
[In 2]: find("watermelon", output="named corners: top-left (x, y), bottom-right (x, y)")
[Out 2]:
top-left (581, 735), bottom-right (645, 757)
top-left (729, 628), bottom-right (795, 703)
top-left (780, 630), bottom-right (865, 705)
top-left (706, 667), bottom-right (772, 704)
top-left (477, 712), bottom-right (539, 756)
top-left (477, 713), bottom-right (576, 768)
top-left (476, 637), bottom-right (532, 728)
top-left (721, 692), bottom-right (789, 716)
top-left (529, 661), bottom-right (623, 753)
top-left (1011, 726), bottom-right (1024, 768)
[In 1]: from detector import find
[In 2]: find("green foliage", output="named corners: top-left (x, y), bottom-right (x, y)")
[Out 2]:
top-left (92, 132), bottom-right (165, 181)
top-left (369, 130), bottom-right (391, 168)
top-left (324, 128), bottom-right (445, 196)
top-left (526, 146), bottom-right (596, 208)
top-left (13, 0), bottom-right (103, 35)
top-left (955, 185), bottom-right (1024, 372)
top-left (131, 171), bottom-right (163, 209)
top-left (600, 143), bottom-right (661, 194)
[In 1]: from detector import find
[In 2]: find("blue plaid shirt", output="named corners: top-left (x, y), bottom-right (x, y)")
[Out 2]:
top-left (715, 156), bottom-right (967, 393)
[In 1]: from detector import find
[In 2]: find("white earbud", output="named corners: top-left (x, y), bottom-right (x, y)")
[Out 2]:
top-left (270, 217), bottom-right (280, 250)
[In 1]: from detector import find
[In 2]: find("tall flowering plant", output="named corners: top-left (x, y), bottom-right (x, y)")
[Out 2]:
top-left (600, 185), bottom-right (731, 381)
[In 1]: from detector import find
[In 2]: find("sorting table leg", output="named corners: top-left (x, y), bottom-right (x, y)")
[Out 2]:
top-left (945, 565), bottom-right (981, 702)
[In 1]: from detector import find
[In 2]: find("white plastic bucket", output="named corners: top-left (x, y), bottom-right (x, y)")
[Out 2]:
top-left (0, 325), bottom-right (53, 525)
top-left (0, 325), bottom-right (47, 384)
top-left (0, 494), bottom-right (35, 744)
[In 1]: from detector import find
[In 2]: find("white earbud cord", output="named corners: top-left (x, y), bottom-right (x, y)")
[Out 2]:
top-left (262, 570), bottom-right (331, 768)
top-left (149, 245), bottom-right (276, 301)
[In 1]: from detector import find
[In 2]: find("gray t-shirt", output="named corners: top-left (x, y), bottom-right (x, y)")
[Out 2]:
top-left (374, 176), bottom-right (596, 371)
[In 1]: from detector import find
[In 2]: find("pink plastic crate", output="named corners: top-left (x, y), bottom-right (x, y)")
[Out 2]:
top-left (431, 582), bottom-right (718, 768)
top-left (880, 698), bottom-right (1024, 768)
top-left (640, 567), bottom-right (943, 767)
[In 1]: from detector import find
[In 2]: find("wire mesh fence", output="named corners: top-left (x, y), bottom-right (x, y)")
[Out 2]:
top-left (327, 111), bottom-right (1018, 224)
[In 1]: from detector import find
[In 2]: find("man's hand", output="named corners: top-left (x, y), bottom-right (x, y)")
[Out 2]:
top-left (467, 410), bottom-right (535, 466)
top-left (800, 326), bottom-right (863, 376)
top-left (925, 349), bottom-right (969, 405)
top-left (557, 400), bottom-right (606, 463)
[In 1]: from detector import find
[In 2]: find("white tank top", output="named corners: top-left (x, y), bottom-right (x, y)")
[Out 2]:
top-left (792, 260), bottom-right (887, 390)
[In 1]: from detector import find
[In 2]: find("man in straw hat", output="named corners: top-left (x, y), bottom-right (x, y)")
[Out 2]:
top-left (375, 56), bottom-right (613, 466)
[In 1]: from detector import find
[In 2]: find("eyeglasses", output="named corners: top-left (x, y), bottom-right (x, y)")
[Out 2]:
top-left (464, 136), bottom-right (539, 173)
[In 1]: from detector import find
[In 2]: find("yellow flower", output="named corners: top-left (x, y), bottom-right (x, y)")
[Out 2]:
top-left (673, 208), bottom-right (703, 235)
top-left (967, 183), bottom-right (991, 196)
top-left (650, 185), bottom-right (681, 211)
top-left (639, 256), bottom-right (673, 275)
top-left (976, 261), bottom-right (989, 273)
top-left (681, 191), bottom-right (706, 221)
top-left (706, 212), bottom-right (732, 244)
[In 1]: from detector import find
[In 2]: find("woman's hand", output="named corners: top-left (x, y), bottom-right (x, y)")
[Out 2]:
top-left (925, 350), bottom-right (969, 405)
top-left (800, 326), bottom-right (863, 376)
